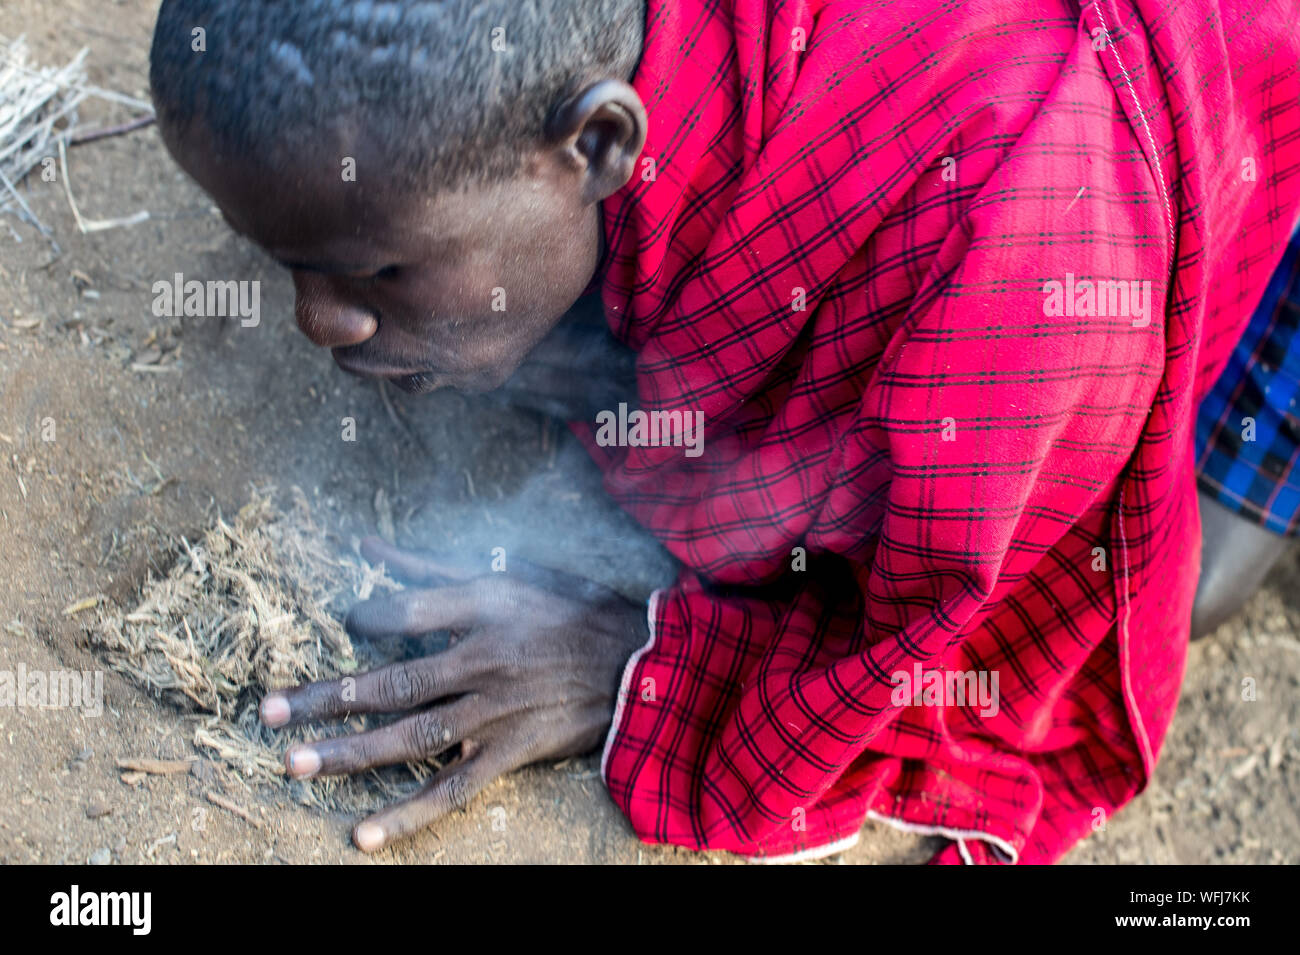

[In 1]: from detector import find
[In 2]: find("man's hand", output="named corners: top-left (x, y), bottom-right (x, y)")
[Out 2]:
top-left (259, 537), bottom-right (648, 852)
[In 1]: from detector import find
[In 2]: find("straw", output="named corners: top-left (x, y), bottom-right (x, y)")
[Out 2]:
top-left (90, 489), bottom-right (430, 812)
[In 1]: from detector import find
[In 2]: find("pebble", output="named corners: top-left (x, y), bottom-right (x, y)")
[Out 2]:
top-left (88, 848), bottom-right (111, 865)
top-left (1267, 736), bottom-right (1285, 770)
top-left (67, 748), bottom-right (93, 771)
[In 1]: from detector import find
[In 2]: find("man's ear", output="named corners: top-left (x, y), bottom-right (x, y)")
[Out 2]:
top-left (546, 79), bottom-right (647, 204)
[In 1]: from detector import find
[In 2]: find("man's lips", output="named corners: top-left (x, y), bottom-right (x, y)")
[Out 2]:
top-left (331, 348), bottom-right (425, 379)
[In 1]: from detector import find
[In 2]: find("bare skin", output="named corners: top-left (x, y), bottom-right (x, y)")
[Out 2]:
top-left (1192, 489), bottom-right (1291, 638)
top-left (261, 538), bottom-right (648, 851)
top-left (158, 80), bottom-right (646, 399)
top-left (155, 78), bottom-right (651, 851)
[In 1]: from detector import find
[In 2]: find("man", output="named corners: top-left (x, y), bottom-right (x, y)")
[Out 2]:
top-left (148, 0), bottom-right (1300, 862)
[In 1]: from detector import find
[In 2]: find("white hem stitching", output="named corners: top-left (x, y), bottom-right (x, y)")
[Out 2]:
top-left (600, 589), bottom-right (662, 784)
top-left (598, 593), bottom-right (1021, 866)
top-left (864, 810), bottom-right (1021, 865)
top-left (745, 831), bottom-right (862, 865)
top-left (1093, 0), bottom-right (1175, 265)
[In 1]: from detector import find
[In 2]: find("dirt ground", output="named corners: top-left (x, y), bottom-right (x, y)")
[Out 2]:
top-left (1, 0), bottom-right (1295, 865)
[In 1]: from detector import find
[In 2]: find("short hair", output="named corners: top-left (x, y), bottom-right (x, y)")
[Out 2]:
top-left (149, 0), bottom-right (645, 190)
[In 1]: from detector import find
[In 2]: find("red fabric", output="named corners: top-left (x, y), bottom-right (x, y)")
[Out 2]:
top-left (580, 0), bottom-right (1300, 862)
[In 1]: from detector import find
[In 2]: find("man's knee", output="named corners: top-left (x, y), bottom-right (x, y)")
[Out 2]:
top-left (1191, 490), bottom-right (1290, 638)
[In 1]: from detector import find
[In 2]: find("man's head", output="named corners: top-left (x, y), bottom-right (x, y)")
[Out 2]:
top-left (150, 0), bottom-right (646, 393)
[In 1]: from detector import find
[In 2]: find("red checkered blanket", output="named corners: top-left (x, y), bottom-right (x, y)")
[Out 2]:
top-left (580, 0), bottom-right (1300, 862)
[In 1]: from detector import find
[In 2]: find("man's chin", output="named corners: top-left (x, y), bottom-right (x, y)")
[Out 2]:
top-left (384, 370), bottom-right (503, 396)
top-left (390, 372), bottom-right (440, 395)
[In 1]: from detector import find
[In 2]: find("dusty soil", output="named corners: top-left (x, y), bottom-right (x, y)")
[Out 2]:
top-left (0, 0), bottom-right (1295, 865)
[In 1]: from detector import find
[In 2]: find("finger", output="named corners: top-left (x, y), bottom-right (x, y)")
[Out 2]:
top-left (352, 746), bottom-right (516, 852)
top-left (345, 583), bottom-right (488, 640)
top-left (362, 537), bottom-right (594, 603)
top-left (360, 536), bottom-right (475, 585)
top-left (492, 556), bottom-right (620, 605)
top-left (284, 696), bottom-right (491, 778)
top-left (260, 648), bottom-right (478, 726)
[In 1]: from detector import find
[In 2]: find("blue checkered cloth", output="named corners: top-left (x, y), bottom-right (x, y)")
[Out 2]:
top-left (1195, 227), bottom-right (1300, 535)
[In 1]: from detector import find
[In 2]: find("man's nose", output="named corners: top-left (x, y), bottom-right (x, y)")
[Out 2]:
top-left (292, 272), bottom-right (379, 347)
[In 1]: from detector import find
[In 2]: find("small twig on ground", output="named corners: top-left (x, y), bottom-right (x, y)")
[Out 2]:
top-left (67, 112), bottom-right (154, 146)
top-left (377, 378), bottom-right (433, 456)
top-left (62, 594), bottom-right (105, 616)
top-left (0, 166), bottom-right (57, 252)
top-left (205, 790), bottom-right (263, 829)
top-left (377, 378), bottom-right (405, 429)
top-left (58, 137), bottom-right (149, 233)
top-left (115, 757), bottom-right (195, 775)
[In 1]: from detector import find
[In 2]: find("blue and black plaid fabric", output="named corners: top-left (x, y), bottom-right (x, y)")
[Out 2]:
top-left (1196, 226), bottom-right (1300, 535)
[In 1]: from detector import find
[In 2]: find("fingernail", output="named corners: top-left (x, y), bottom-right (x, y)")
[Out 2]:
top-left (354, 821), bottom-right (384, 852)
top-left (261, 694), bottom-right (290, 728)
top-left (286, 746), bottom-right (321, 778)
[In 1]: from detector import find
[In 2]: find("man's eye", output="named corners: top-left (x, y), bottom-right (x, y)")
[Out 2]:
top-left (373, 265), bottom-right (401, 280)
